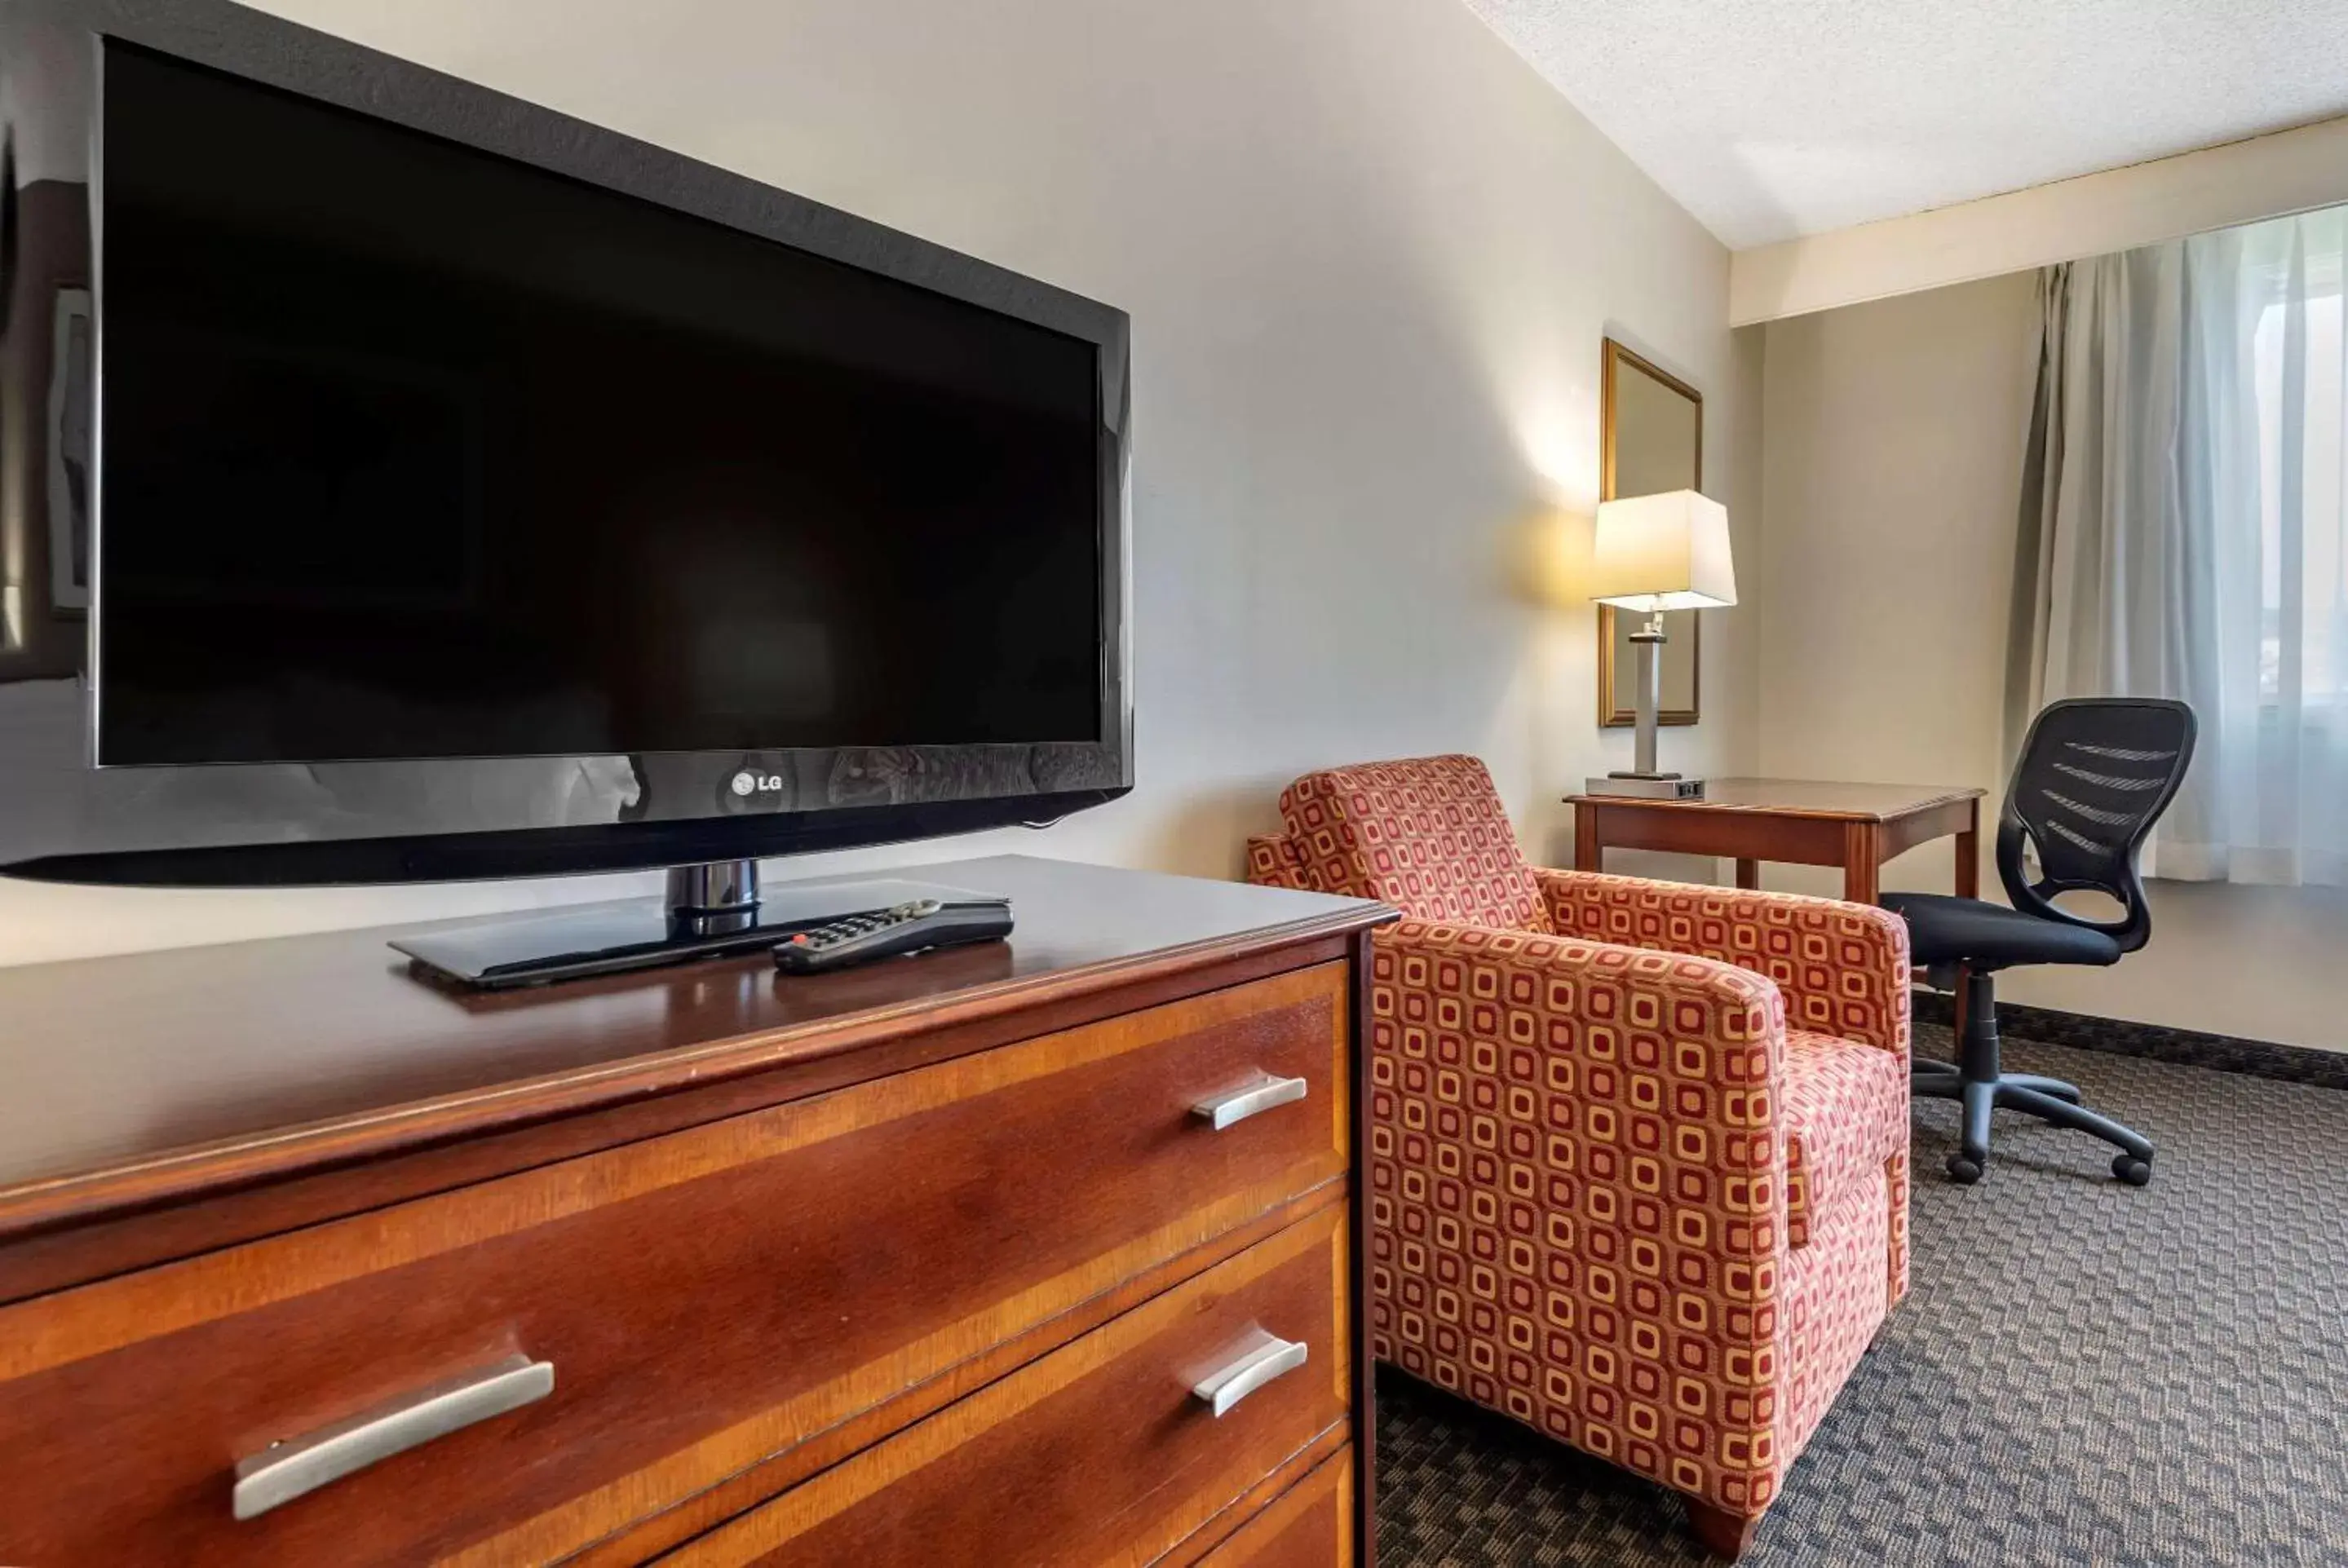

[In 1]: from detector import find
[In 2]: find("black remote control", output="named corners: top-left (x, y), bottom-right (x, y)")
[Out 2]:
top-left (772, 897), bottom-right (1013, 974)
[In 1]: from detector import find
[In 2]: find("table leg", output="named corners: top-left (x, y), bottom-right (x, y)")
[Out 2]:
top-left (1573, 805), bottom-right (1599, 872)
top-left (1842, 822), bottom-right (1882, 904)
top-left (1734, 859), bottom-right (1760, 890)
top-left (1954, 798), bottom-right (1980, 900)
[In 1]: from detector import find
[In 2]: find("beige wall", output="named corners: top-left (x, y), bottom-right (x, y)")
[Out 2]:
top-left (1756, 276), bottom-right (2348, 1052)
top-left (1756, 272), bottom-right (2037, 856)
top-left (0, 0), bottom-right (1758, 964)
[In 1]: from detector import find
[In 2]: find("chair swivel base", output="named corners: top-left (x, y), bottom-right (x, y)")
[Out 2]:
top-left (1915, 971), bottom-right (2153, 1186)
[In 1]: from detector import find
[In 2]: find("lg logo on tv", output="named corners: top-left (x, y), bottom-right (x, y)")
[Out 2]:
top-left (731, 770), bottom-right (786, 797)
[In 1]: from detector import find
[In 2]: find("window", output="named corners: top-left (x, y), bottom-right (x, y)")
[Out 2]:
top-left (2248, 233), bottom-right (2346, 709)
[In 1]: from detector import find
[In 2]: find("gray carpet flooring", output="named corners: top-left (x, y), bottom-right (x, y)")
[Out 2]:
top-left (1374, 1024), bottom-right (2348, 1566)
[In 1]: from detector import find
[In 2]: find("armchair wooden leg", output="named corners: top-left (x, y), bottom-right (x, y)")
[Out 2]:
top-left (1687, 1499), bottom-right (1762, 1561)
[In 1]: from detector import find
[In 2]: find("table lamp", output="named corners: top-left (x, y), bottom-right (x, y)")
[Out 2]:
top-left (1585, 488), bottom-right (1735, 800)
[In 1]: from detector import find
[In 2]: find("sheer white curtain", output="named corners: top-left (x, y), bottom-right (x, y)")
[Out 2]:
top-left (2012, 206), bottom-right (2348, 886)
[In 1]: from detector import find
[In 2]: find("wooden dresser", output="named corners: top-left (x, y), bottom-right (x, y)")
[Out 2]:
top-left (0, 855), bottom-right (1392, 1566)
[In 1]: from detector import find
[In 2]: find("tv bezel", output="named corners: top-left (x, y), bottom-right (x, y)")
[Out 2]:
top-left (0, 0), bottom-right (1132, 888)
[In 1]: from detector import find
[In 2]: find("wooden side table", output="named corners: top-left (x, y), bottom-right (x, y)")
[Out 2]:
top-left (1565, 778), bottom-right (1986, 903)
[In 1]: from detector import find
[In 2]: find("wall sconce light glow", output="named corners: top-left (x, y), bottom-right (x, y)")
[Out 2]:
top-left (1511, 391), bottom-right (1598, 508)
top-left (1514, 507), bottom-right (1594, 610)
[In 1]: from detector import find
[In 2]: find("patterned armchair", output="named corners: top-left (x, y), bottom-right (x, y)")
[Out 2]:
top-left (1248, 756), bottom-right (1910, 1559)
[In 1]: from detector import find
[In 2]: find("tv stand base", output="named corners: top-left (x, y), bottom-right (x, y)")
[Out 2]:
top-left (390, 864), bottom-right (996, 989)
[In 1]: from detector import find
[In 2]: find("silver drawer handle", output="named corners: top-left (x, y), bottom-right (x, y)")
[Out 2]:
top-left (1190, 1333), bottom-right (1308, 1418)
top-left (232, 1354), bottom-right (554, 1520)
top-left (1191, 1072), bottom-right (1308, 1131)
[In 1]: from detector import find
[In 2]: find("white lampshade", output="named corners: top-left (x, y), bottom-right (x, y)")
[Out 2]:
top-left (1586, 489), bottom-right (1736, 612)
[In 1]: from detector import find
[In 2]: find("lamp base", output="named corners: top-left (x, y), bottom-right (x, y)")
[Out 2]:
top-left (1584, 774), bottom-right (1708, 801)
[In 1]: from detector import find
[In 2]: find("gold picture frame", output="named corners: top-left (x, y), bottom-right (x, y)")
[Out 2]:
top-left (1598, 338), bottom-right (1703, 727)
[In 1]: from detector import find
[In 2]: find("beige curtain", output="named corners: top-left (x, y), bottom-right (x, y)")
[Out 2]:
top-left (2002, 264), bottom-right (2068, 760)
top-left (2010, 210), bottom-right (2348, 886)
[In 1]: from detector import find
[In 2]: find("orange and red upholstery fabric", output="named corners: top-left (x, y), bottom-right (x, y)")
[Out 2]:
top-left (1247, 754), bottom-right (1910, 1527)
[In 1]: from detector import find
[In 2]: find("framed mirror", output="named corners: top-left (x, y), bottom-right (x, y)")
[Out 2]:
top-left (1598, 339), bottom-right (1703, 727)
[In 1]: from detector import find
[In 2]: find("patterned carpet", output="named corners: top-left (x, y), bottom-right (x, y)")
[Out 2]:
top-left (1374, 1024), bottom-right (2348, 1566)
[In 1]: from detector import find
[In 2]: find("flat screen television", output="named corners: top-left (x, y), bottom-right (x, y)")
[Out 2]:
top-left (0, 0), bottom-right (1132, 960)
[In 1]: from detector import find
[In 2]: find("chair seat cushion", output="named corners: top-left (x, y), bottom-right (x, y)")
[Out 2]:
top-left (1781, 1031), bottom-right (1907, 1251)
top-left (1780, 1146), bottom-right (1893, 1461)
top-left (1881, 891), bottom-right (2123, 970)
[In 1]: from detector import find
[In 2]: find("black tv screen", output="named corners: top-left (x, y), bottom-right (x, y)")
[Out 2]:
top-left (96, 44), bottom-right (1105, 767)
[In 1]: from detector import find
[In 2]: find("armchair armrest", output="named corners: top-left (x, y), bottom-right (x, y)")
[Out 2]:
top-left (1368, 917), bottom-right (1792, 1513)
top-left (1532, 868), bottom-right (1910, 1062)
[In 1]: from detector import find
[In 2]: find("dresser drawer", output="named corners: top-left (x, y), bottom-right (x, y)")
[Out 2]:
top-left (0, 961), bottom-right (1348, 1566)
top-left (663, 1204), bottom-right (1351, 1567)
top-left (1198, 1450), bottom-right (1355, 1568)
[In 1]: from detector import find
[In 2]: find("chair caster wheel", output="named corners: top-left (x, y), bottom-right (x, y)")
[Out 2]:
top-left (1946, 1153), bottom-right (1983, 1185)
top-left (2112, 1154), bottom-right (2151, 1186)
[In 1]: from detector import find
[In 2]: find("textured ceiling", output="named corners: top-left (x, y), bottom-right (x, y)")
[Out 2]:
top-left (1464, 0), bottom-right (2348, 248)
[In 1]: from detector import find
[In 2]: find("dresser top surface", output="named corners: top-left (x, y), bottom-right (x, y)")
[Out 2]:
top-left (0, 855), bottom-right (1385, 1213)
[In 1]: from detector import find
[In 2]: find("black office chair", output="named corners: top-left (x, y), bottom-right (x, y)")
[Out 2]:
top-left (1885, 697), bottom-right (2197, 1186)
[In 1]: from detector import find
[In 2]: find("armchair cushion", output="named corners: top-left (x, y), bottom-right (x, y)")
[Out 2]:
top-left (1780, 1145), bottom-right (1895, 1460)
top-left (1780, 1031), bottom-right (1908, 1252)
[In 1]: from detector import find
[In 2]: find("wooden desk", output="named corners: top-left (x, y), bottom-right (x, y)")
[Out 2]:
top-left (1566, 778), bottom-right (1986, 903)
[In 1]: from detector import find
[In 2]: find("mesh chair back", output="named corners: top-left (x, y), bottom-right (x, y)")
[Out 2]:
top-left (1996, 698), bottom-right (2197, 953)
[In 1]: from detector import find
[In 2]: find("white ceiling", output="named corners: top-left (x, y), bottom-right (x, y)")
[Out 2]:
top-left (1464, 0), bottom-right (2348, 249)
